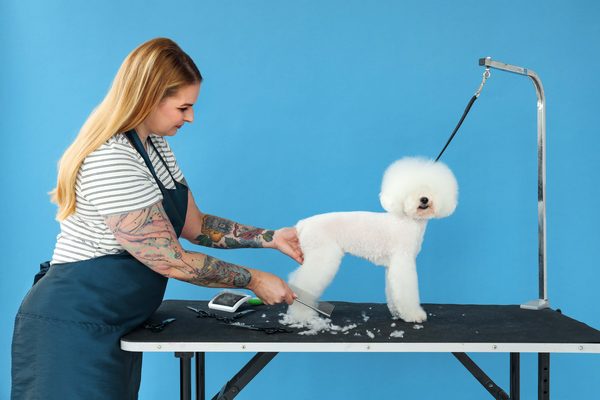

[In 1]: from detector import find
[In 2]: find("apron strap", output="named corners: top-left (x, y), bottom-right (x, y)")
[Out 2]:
top-left (124, 130), bottom-right (188, 238)
top-left (33, 261), bottom-right (51, 285)
top-left (147, 137), bottom-right (178, 182)
top-left (125, 131), bottom-right (171, 190)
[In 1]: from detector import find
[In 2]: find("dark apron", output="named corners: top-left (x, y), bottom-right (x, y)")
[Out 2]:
top-left (11, 130), bottom-right (188, 400)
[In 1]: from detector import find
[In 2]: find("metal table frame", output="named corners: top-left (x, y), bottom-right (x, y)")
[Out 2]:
top-left (138, 343), bottom-right (575, 400)
top-left (478, 56), bottom-right (549, 311)
top-left (177, 351), bottom-right (527, 400)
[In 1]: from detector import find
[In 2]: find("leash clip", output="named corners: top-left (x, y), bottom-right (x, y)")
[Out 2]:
top-left (475, 67), bottom-right (491, 98)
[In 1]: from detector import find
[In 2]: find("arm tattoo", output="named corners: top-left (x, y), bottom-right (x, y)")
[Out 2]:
top-left (192, 214), bottom-right (274, 249)
top-left (105, 202), bottom-right (252, 288)
top-left (189, 255), bottom-right (251, 287)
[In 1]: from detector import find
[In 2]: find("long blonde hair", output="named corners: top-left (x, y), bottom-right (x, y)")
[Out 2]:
top-left (50, 38), bottom-right (202, 221)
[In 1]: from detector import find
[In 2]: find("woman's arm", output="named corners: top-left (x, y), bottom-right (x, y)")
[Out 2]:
top-left (181, 190), bottom-right (304, 263)
top-left (181, 190), bottom-right (273, 248)
top-left (104, 200), bottom-right (295, 304)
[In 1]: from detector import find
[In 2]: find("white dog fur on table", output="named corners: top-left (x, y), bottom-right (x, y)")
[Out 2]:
top-left (286, 157), bottom-right (458, 324)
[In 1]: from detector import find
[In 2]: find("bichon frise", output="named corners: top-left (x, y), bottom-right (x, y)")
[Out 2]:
top-left (287, 157), bottom-right (458, 323)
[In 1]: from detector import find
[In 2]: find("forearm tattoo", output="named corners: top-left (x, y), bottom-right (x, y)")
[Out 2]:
top-left (193, 214), bottom-right (274, 249)
top-left (192, 255), bottom-right (251, 287)
top-left (105, 203), bottom-right (251, 288)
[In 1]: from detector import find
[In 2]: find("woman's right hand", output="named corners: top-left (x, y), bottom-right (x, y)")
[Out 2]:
top-left (246, 269), bottom-right (296, 305)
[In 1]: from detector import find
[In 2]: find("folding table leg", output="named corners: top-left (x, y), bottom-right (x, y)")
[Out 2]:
top-left (510, 353), bottom-right (520, 400)
top-left (538, 353), bottom-right (550, 400)
top-left (196, 352), bottom-right (205, 400)
top-left (175, 352), bottom-right (194, 400)
top-left (214, 352), bottom-right (278, 400)
top-left (452, 352), bottom-right (509, 400)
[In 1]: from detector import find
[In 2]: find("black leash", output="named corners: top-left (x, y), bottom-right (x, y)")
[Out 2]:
top-left (435, 68), bottom-right (490, 162)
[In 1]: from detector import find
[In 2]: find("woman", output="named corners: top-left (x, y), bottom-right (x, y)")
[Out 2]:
top-left (11, 37), bottom-right (301, 399)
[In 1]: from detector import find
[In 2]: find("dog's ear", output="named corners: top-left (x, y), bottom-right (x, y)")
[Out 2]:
top-left (379, 192), bottom-right (395, 213)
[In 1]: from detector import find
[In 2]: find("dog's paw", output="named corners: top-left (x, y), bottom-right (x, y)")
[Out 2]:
top-left (394, 306), bottom-right (427, 323)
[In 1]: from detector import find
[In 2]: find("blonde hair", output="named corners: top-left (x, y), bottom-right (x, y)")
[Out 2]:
top-left (50, 38), bottom-right (202, 220)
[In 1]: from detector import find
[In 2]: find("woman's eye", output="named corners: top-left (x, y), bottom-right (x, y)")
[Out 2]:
top-left (178, 107), bottom-right (188, 112)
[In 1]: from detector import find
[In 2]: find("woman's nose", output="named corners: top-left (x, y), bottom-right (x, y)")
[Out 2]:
top-left (184, 108), bottom-right (194, 123)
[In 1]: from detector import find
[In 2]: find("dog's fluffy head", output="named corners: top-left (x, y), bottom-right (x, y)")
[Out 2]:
top-left (379, 157), bottom-right (458, 219)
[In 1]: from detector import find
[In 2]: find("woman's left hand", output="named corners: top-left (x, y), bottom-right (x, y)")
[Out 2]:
top-left (271, 227), bottom-right (304, 264)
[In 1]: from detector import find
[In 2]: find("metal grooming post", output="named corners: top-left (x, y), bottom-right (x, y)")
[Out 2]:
top-left (478, 57), bottom-right (550, 311)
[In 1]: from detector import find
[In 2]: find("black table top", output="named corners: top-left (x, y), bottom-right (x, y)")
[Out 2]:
top-left (121, 300), bottom-right (600, 350)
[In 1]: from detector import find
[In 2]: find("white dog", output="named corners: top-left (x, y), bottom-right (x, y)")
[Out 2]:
top-left (287, 157), bottom-right (458, 323)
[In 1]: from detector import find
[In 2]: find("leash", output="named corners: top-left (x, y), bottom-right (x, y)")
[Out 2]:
top-left (435, 67), bottom-right (491, 162)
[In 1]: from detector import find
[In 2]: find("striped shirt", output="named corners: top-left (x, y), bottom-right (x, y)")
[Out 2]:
top-left (50, 133), bottom-right (185, 265)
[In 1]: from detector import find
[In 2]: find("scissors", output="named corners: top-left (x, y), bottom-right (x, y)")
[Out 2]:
top-left (144, 317), bottom-right (176, 333)
top-left (227, 321), bottom-right (292, 335)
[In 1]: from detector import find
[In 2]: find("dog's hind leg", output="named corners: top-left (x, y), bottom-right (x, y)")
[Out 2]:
top-left (286, 243), bottom-right (344, 322)
top-left (386, 252), bottom-right (427, 323)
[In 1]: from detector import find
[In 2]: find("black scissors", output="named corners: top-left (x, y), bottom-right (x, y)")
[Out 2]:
top-left (227, 322), bottom-right (292, 335)
top-left (144, 317), bottom-right (176, 333)
top-left (186, 305), bottom-right (290, 334)
top-left (186, 306), bottom-right (255, 323)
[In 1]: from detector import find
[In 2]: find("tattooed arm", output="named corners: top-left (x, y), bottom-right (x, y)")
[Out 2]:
top-left (192, 214), bottom-right (275, 248)
top-left (104, 201), bottom-right (295, 304)
top-left (181, 190), bottom-right (304, 263)
top-left (180, 190), bottom-right (273, 248)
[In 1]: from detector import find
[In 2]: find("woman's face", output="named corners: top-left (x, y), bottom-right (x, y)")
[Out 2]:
top-left (143, 83), bottom-right (201, 137)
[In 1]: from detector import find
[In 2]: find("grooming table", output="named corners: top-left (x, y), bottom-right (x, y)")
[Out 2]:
top-left (121, 300), bottom-right (600, 400)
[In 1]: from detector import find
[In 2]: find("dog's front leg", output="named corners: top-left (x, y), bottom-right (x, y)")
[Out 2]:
top-left (286, 245), bottom-right (344, 322)
top-left (386, 252), bottom-right (427, 323)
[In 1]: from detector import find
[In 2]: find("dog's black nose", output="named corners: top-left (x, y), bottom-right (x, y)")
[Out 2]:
top-left (420, 197), bottom-right (429, 205)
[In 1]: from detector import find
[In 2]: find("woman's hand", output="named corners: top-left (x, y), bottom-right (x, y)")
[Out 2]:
top-left (246, 269), bottom-right (296, 305)
top-left (270, 227), bottom-right (304, 264)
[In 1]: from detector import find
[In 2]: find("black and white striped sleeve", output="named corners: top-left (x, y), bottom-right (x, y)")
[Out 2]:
top-left (77, 141), bottom-right (163, 216)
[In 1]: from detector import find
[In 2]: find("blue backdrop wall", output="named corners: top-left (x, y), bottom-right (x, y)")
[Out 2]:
top-left (2, 1), bottom-right (599, 399)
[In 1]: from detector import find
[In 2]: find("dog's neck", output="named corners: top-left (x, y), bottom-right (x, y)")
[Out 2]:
top-left (389, 212), bottom-right (429, 226)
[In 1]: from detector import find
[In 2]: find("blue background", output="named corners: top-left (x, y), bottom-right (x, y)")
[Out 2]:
top-left (2, 1), bottom-right (599, 398)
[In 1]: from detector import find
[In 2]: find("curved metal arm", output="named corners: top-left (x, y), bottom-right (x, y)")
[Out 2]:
top-left (479, 57), bottom-right (549, 310)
